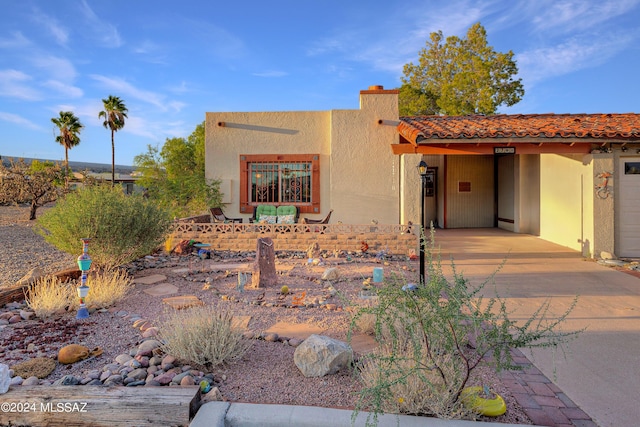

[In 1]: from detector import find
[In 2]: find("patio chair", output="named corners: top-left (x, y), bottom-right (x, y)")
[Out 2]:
top-left (210, 207), bottom-right (243, 223)
top-left (303, 209), bottom-right (333, 224)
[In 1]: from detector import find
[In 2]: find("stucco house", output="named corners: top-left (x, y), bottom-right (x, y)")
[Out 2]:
top-left (205, 86), bottom-right (640, 258)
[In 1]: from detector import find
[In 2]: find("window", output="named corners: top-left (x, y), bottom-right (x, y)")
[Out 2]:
top-left (625, 162), bottom-right (640, 174)
top-left (239, 154), bottom-right (320, 214)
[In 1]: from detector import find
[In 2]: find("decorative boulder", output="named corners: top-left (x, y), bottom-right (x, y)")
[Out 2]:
top-left (58, 344), bottom-right (103, 364)
top-left (293, 334), bottom-right (352, 378)
top-left (0, 363), bottom-right (10, 394)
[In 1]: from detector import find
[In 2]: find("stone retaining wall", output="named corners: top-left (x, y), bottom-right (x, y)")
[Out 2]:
top-left (167, 222), bottom-right (418, 255)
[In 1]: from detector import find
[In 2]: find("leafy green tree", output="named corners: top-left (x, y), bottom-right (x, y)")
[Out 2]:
top-left (134, 121), bottom-right (221, 218)
top-left (0, 158), bottom-right (65, 220)
top-left (401, 22), bottom-right (524, 115)
top-left (98, 95), bottom-right (128, 186)
top-left (51, 111), bottom-right (83, 177)
top-left (398, 83), bottom-right (438, 116)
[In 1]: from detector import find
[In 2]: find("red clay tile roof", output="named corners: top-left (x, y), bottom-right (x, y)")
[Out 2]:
top-left (398, 113), bottom-right (640, 144)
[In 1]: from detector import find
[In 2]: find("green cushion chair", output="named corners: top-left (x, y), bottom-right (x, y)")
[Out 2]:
top-left (252, 205), bottom-right (277, 223)
top-left (276, 205), bottom-right (298, 224)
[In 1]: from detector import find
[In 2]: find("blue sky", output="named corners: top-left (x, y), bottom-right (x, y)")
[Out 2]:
top-left (1, 0), bottom-right (639, 166)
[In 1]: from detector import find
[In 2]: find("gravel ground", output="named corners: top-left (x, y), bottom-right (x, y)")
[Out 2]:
top-left (0, 205), bottom-right (532, 424)
top-left (0, 205), bottom-right (77, 287)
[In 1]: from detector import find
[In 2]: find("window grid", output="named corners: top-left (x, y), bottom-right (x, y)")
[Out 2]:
top-left (250, 162), bottom-right (312, 204)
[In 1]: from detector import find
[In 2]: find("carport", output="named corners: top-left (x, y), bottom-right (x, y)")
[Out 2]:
top-left (392, 113), bottom-right (640, 257)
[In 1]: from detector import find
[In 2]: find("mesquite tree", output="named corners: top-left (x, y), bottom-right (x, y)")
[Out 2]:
top-left (0, 158), bottom-right (65, 220)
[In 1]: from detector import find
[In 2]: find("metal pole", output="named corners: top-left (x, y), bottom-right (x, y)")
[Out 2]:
top-left (419, 175), bottom-right (426, 285)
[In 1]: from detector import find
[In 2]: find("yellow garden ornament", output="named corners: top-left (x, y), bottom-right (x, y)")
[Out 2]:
top-left (460, 386), bottom-right (507, 417)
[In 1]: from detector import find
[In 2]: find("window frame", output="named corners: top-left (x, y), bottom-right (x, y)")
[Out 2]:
top-left (239, 154), bottom-right (320, 214)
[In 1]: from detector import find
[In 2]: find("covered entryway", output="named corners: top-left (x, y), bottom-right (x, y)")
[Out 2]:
top-left (445, 155), bottom-right (494, 228)
top-left (617, 156), bottom-right (640, 257)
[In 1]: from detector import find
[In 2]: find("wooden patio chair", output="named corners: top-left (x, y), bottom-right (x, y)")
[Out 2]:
top-left (302, 209), bottom-right (333, 224)
top-left (210, 207), bottom-right (243, 223)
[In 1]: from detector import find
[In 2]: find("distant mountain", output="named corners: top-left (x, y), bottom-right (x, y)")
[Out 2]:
top-left (0, 155), bottom-right (135, 175)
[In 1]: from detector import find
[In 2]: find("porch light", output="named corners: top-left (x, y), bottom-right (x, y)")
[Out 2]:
top-left (417, 160), bottom-right (428, 286)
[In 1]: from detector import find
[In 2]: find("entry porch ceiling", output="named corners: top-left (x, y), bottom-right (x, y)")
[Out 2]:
top-left (393, 113), bottom-right (640, 155)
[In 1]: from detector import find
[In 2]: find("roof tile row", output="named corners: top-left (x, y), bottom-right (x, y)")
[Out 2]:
top-left (398, 113), bottom-right (640, 143)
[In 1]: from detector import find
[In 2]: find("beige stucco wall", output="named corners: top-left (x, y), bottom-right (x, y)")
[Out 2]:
top-left (514, 154), bottom-right (541, 235)
top-left (592, 153), bottom-right (614, 257)
top-left (539, 154), bottom-right (594, 254)
top-left (329, 92), bottom-right (400, 224)
top-left (205, 89), bottom-right (400, 224)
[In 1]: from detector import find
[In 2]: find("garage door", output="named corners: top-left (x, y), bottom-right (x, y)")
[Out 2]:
top-left (618, 157), bottom-right (640, 257)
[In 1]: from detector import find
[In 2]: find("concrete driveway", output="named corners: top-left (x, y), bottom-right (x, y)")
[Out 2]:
top-left (431, 228), bottom-right (640, 427)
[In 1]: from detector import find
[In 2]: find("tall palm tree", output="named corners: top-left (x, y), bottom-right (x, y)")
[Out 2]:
top-left (51, 111), bottom-right (83, 185)
top-left (98, 95), bottom-right (128, 186)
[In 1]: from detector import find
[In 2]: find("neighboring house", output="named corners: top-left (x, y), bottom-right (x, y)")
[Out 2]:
top-left (0, 156), bottom-right (140, 194)
top-left (205, 86), bottom-right (640, 258)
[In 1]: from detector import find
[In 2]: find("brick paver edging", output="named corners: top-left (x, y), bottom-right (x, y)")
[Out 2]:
top-left (500, 348), bottom-right (597, 427)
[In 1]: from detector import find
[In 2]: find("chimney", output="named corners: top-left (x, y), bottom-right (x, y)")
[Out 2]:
top-left (360, 85), bottom-right (399, 95)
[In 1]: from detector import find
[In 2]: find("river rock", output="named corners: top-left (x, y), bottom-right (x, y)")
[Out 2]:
top-left (136, 339), bottom-right (161, 356)
top-left (115, 354), bottom-right (133, 365)
top-left (22, 376), bottom-right (40, 386)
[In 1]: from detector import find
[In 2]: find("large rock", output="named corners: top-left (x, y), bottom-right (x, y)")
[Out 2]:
top-left (0, 363), bottom-right (10, 394)
top-left (293, 334), bottom-right (352, 378)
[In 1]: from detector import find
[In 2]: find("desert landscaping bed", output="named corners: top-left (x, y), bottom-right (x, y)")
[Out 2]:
top-left (0, 205), bottom-right (533, 425)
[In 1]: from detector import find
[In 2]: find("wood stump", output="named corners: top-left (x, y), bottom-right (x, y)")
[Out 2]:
top-left (251, 237), bottom-right (277, 288)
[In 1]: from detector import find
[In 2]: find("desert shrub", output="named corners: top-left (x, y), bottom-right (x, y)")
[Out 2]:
top-left (82, 268), bottom-right (133, 309)
top-left (350, 228), bottom-right (581, 425)
top-left (35, 184), bottom-right (173, 269)
top-left (158, 304), bottom-right (252, 370)
top-left (25, 276), bottom-right (74, 318)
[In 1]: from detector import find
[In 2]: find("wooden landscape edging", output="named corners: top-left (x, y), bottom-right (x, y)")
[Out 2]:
top-left (0, 385), bottom-right (200, 427)
top-left (0, 268), bottom-right (81, 306)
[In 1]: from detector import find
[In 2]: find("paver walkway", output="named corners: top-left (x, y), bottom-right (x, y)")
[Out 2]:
top-left (500, 349), bottom-right (595, 427)
top-left (434, 228), bottom-right (640, 427)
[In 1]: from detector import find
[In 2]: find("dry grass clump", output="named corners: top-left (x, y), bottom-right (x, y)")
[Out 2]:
top-left (159, 304), bottom-right (252, 370)
top-left (25, 276), bottom-right (74, 318)
top-left (84, 268), bottom-right (133, 308)
top-left (358, 344), bottom-right (475, 420)
top-left (353, 312), bottom-right (377, 335)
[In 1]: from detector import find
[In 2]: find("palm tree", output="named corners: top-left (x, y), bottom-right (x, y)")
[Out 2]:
top-left (98, 95), bottom-right (128, 186)
top-left (51, 111), bottom-right (83, 185)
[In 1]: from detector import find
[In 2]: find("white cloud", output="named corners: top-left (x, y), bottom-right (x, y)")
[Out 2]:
top-left (528, 0), bottom-right (640, 33)
top-left (252, 70), bottom-right (288, 78)
top-left (90, 74), bottom-right (184, 112)
top-left (305, 0), bottom-right (494, 74)
top-left (43, 80), bottom-right (83, 98)
top-left (0, 111), bottom-right (42, 130)
top-left (131, 40), bottom-right (168, 64)
top-left (30, 7), bottom-right (69, 47)
top-left (0, 69), bottom-right (41, 100)
top-left (168, 81), bottom-right (190, 94)
top-left (0, 31), bottom-right (30, 49)
top-left (30, 55), bottom-right (77, 81)
top-left (185, 20), bottom-right (246, 60)
top-left (79, 0), bottom-right (123, 48)
top-left (516, 32), bottom-right (634, 84)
